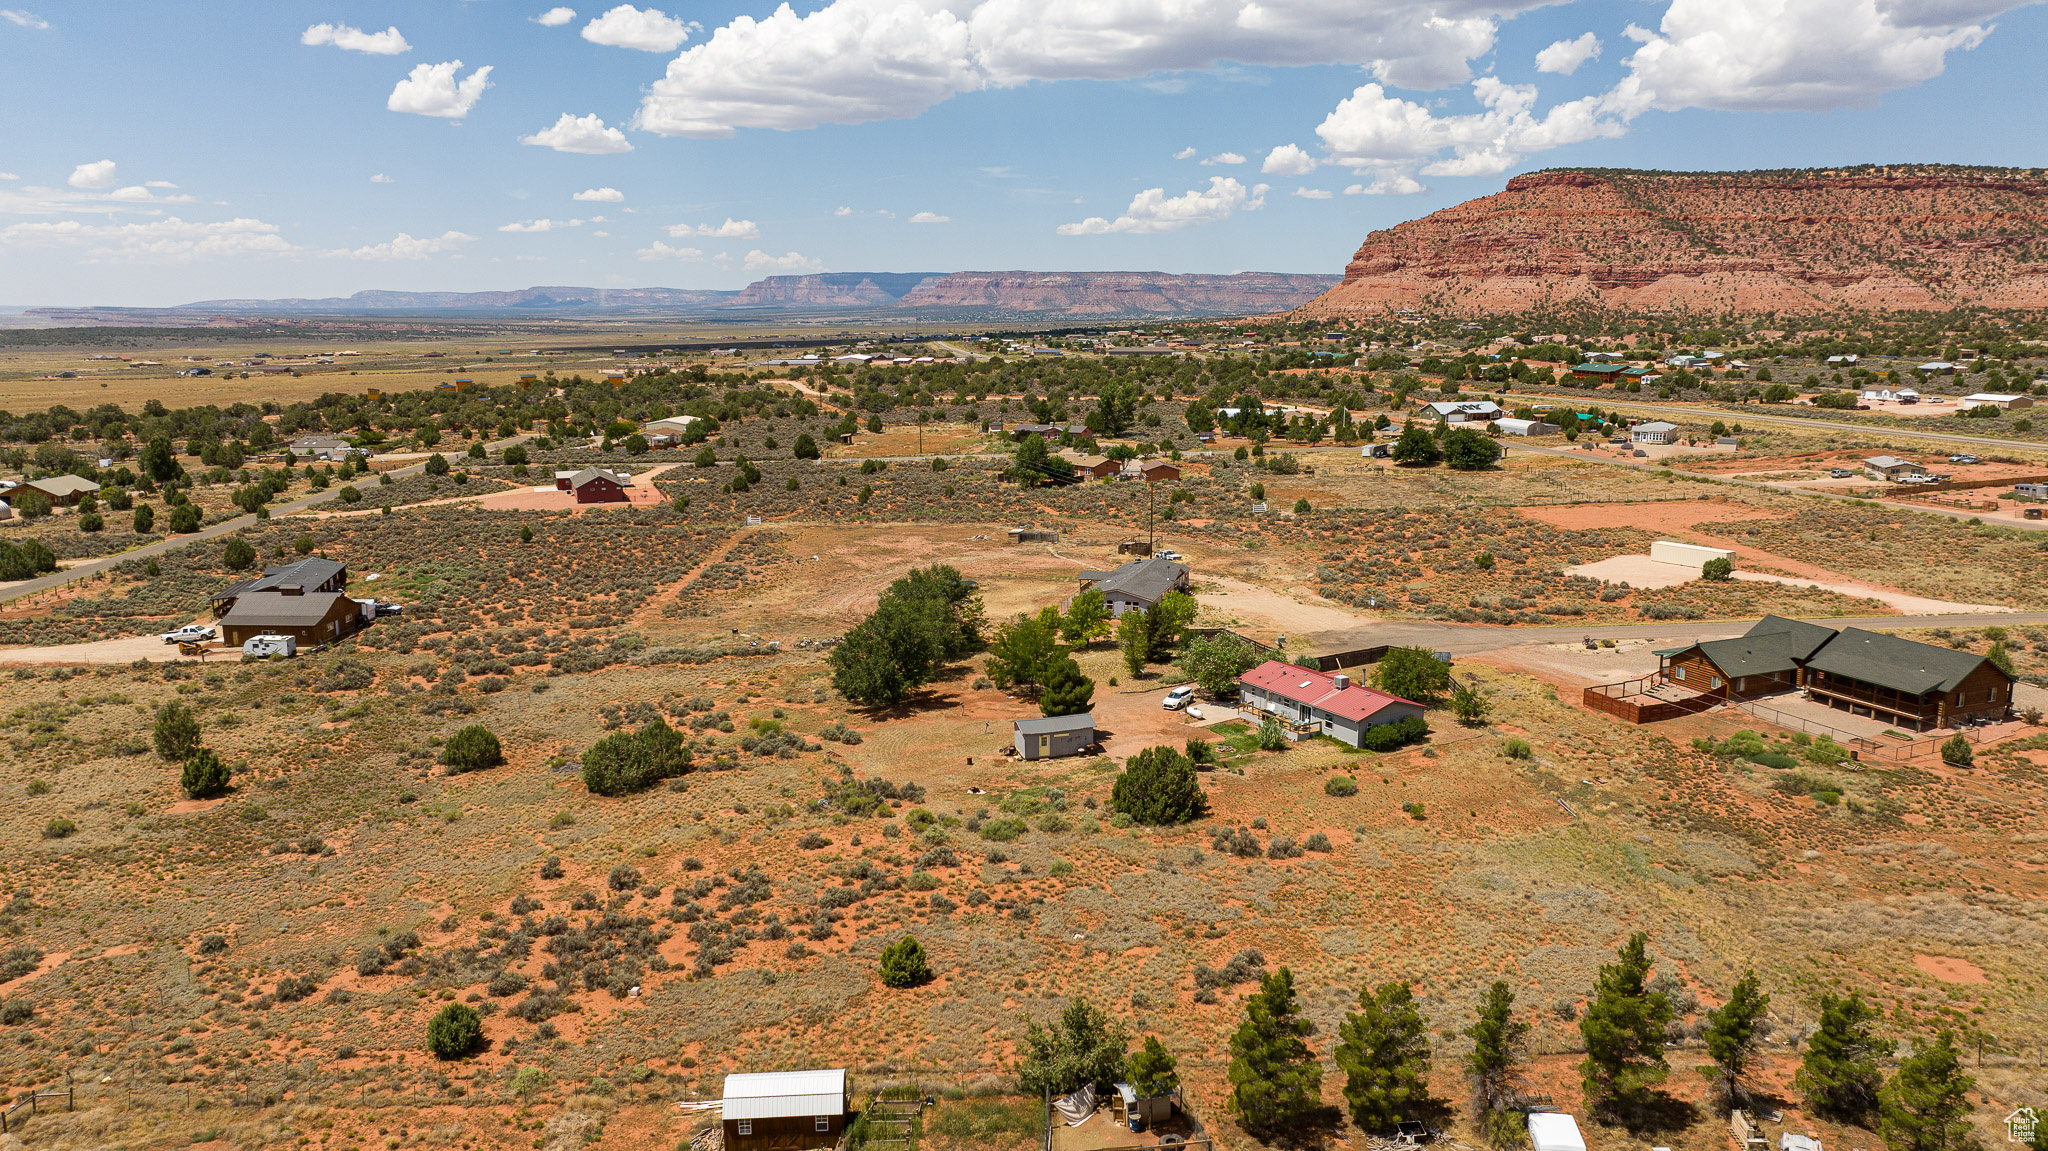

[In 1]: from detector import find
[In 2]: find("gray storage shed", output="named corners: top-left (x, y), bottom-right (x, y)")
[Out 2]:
top-left (1015, 713), bottom-right (1094, 760)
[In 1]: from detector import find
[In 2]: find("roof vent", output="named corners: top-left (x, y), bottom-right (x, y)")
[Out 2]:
top-left (277, 584), bottom-right (304, 596)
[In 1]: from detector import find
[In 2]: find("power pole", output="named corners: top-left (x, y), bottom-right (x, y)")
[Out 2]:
top-left (1147, 483), bottom-right (1155, 552)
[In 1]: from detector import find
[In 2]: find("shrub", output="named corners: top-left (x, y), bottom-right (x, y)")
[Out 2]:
top-left (42, 818), bottom-right (76, 839)
top-left (979, 818), bottom-right (1028, 842)
top-left (1940, 734), bottom-right (1973, 768)
top-left (426, 1003), bottom-right (483, 1059)
top-left (1324, 775), bottom-right (1358, 797)
top-left (878, 934), bottom-right (933, 988)
top-left (153, 701), bottom-right (202, 761)
top-left (1702, 556), bottom-right (1735, 581)
top-left (442, 725), bottom-right (505, 774)
top-left (77, 512), bottom-right (103, 532)
top-left (1111, 745), bottom-right (1207, 825)
top-left (198, 934), bottom-right (229, 956)
top-left (180, 748), bottom-right (232, 799)
top-left (1255, 715), bottom-right (1289, 751)
top-left (582, 720), bottom-right (690, 796)
top-left (1361, 715), bottom-right (1429, 752)
top-left (1503, 738), bottom-right (1533, 759)
top-left (222, 538), bottom-right (257, 571)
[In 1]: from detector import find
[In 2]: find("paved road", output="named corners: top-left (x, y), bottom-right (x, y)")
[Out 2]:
top-left (1499, 390), bottom-right (2048, 453)
top-left (0, 433), bottom-right (532, 606)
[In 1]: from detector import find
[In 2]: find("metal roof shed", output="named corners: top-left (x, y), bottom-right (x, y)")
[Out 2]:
top-left (1015, 713), bottom-right (1095, 760)
top-left (721, 1069), bottom-right (847, 1121)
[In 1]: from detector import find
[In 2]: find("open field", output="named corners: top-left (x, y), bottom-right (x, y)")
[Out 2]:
top-left (0, 343), bottom-right (2044, 1151)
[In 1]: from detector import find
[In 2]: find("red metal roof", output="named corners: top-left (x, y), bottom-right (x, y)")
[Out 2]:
top-left (1236, 659), bottom-right (1420, 723)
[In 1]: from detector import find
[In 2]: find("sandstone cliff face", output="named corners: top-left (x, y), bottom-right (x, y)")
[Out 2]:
top-left (893, 271), bottom-right (1338, 316)
top-left (1297, 167), bottom-right (2048, 317)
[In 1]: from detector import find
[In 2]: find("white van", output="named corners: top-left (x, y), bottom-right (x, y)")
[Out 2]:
top-left (242, 634), bottom-right (297, 659)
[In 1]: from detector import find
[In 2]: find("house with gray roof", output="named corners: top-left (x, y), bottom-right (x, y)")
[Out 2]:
top-left (217, 589), bottom-right (370, 647)
top-left (1077, 556), bottom-right (1189, 618)
top-left (212, 557), bottom-right (348, 613)
top-left (1653, 615), bottom-right (2011, 730)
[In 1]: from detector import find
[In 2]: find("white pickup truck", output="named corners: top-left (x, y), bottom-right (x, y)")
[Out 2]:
top-left (160, 624), bottom-right (216, 645)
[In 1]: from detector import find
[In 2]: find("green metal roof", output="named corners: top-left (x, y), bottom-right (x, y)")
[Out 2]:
top-left (1803, 628), bottom-right (2006, 697)
top-left (1673, 616), bottom-right (1841, 679)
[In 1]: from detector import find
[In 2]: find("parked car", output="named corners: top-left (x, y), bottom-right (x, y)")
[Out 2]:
top-left (1162, 685), bottom-right (1196, 710)
top-left (160, 624), bottom-right (216, 645)
top-left (1828, 468), bottom-right (1853, 478)
top-left (1155, 549), bottom-right (1183, 561)
top-left (1948, 454), bottom-right (1980, 464)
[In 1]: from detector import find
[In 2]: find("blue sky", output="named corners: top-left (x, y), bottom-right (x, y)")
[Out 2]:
top-left (2, 0), bottom-right (2043, 306)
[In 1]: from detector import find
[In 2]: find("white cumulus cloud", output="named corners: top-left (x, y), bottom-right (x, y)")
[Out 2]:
top-left (1317, 76), bottom-right (1625, 179)
top-left (574, 187), bottom-right (626, 202)
top-left (330, 230), bottom-right (476, 260)
top-left (301, 23), bottom-right (411, 55)
top-left (1057, 177), bottom-right (1266, 236)
top-left (908, 211), bottom-right (949, 223)
top-left (668, 218), bottom-right (760, 238)
top-left (1200, 151), bottom-right (1247, 166)
top-left (1535, 32), bottom-right (1601, 75)
top-left (1293, 187), bottom-right (1333, 199)
top-left (633, 0), bottom-right (1528, 139)
top-left (0, 172), bottom-right (17, 181)
top-left (1173, 146), bottom-right (1198, 160)
top-left (0, 216), bottom-right (294, 261)
top-left (499, 218), bottom-right (585, 233)
top-left (582, 4), bottom-right (691, 51)
top-left (1610, 0), bottom-right (2004, 113)
top-left (534, 6), bottom-right (577, 25)
top-left (1343, 174), bottom-right (1426, 195)
top-left (370, 173), bottom-right (395, 183)
top-left (520, 113), bottom-right (633, 154)
top-left (832, 206), bottom-right (854, 216)
top-left (1261, 143), bottom-right (1318, 175)
top-left (68, 160), bottom-right (118, 190)
top-left (1, 9), bottom-right (48, 28)
top-left (744, 249), bottom-right (823, 271)
top-left (389, 62), bottom-right (493, 120)
top-left (638, 241), bottom-right (705, 260)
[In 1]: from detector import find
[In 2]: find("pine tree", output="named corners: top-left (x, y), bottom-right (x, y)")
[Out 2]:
top-left (1578, 932), bottom-right (1673, 1120)
top-left (1334, 981), bottom-right (1444, 1133)
top-left (1796, 993), bottom-right (1892, 1124)
top-left (1465, 981), bottom-right (1529, 1144)
top-left (1038, 657), bottom-right (1095, 717)
top-left (1879, 1031), bottom-right (1979, 1151)
top-left (1128, 1036), bottom-right (1180, 1098)
top-left (1228, 967), bottom-right (1323, 1138)
top-left (1701, 970), bottom-right (1771, 1110)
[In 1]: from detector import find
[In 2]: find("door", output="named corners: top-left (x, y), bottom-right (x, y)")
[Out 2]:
top-left (1038, 735), bottom-right (1050, 757)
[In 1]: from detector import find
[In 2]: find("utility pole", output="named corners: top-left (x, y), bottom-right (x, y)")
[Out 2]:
top-left (1147, 482), bottom-right (1155, 552)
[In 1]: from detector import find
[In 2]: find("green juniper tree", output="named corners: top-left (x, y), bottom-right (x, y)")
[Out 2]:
top-left (1334, 981), bottom-right (1445, 1133)
top-left (1879, 1031), bottom-right (1979, 1151)
top-left (1579, 932), bottom-right (1673, 1121)
top-left (1465, 981), bottom-right (1530, 1145)
top-left (1701, 970), bottom-right (1771, 1111)
top-left (1796, 992), bottom-right (1892, 1125)
top-left (1228, 967), bottom-right (1324, 1139)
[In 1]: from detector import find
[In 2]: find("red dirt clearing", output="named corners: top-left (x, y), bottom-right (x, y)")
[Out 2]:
top-left (1913, 954), bottom-right (1987, 983)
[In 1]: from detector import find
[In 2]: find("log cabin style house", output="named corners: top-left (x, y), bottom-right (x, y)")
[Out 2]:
top-left (1655, 616), bottom-right (2012, 730)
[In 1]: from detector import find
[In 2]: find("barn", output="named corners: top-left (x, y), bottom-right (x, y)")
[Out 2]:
top-left (568, 467), bottom-right (631, 504)
top-left (721, 1069), bottom-right (849, 1151)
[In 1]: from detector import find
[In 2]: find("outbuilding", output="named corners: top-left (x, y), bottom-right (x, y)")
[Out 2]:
top-left (1960, 392), bottom-right (2033, 411)
top-left (1136, 460), bottom-right (1181, 483)
top-left (720, 1069), bottom-right (849, 1151)
top-left (1629, 421), bottom-right (1679, 444)
top-left (568, 467), bottom-right (631, 503)
top-left (1014, 713), bottom-right (1095, 760)
top-left (1491, 417), bottom-right (1559, 436)
top-left (1528, 1113), bottom-right (1587, 1151)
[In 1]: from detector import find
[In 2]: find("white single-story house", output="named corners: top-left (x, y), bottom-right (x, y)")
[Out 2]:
top-left (1630, 421), bottom-right (1680, 444)
top-left (1826, 354), bottom-right (1861, 365)
top-left (1234, 660), bottom-right (1424, 748)
top-left (1864, 456), bottom-right (1929, 481)
top-left (1423, 399), bottom-right (1504, 423)
top-left (1918, 361), bottom-right (1956, 373)
top-left (1959, 392), bottom-right (2033, 411)
top-left (1859, 388), bottom-right (1894, 402)
top-left (1492, 417), bottom-right (1560, 436)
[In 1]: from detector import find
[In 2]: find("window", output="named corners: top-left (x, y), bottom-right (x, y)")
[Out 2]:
top-left (1672, 666), bottom-right (1685, 681)
top-left (1710, 677), bottom-right (1722, 690)
top-left (737, 1120), bottom-right (752, 1136)
top-left (816, 1117), bottom-right (831, 1132)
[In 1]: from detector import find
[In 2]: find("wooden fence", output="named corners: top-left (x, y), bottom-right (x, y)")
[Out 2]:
top-left (2, 1087), bottom-right (71, 1133)
top-left (1582, 677), bottom-right (1718, 724)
